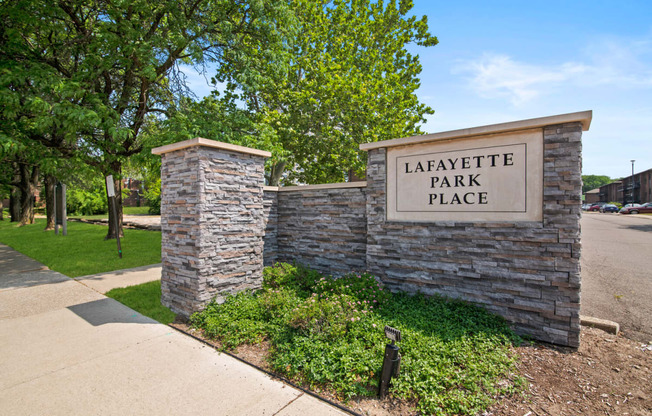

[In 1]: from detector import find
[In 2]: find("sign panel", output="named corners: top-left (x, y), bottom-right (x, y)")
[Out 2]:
top-left (106, 175), bottom-right (115, 197)
top-left (387, 130), bottom-right (543, 222)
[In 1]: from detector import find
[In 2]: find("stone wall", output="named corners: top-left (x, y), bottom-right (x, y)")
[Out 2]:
top-left (364, 122), bottom-right (583, 347)
top-left (273, 185), bottom-right (367, 276)
top-left (156, 112), bottom-right (588, 346)
top-left (155, 139), bottom-right (269, 317)
top-left (263, 189), bottom-right (278, 267)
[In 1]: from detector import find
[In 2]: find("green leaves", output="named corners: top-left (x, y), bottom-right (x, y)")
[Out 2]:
top-left (1, 0), bottom-right (296, 234)
top-left (192, 263), bottom-right (524, 414)
top-left (214, 0), bottom-right (437, 184)
top-left (582, 174), bottom-right (613, 193)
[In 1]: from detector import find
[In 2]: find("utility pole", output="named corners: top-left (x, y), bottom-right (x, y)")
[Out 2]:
top-left (631, 160), bottom-right (636, 204)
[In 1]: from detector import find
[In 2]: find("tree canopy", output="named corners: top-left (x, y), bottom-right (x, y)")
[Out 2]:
top-left (582, 175), bottom-right (613, 194)
top-left (1, 0), bottom-right (295, 236)
top-left (1, 0), bottom-right (438, 236)
top-left (217, 0), bottom-right (438, 184)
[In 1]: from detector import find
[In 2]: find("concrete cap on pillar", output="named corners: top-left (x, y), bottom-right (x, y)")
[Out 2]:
top-left (152, 137), bottom-right (272, 158)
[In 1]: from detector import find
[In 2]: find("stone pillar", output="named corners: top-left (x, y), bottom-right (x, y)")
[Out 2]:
top-left (152, 138), bottom-right (270, 318)
top-left (542, 122), bottom-right (583, 347)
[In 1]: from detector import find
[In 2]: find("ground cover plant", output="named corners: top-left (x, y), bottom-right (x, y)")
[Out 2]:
top-left (106, 280), bottom-right (175, 324)
top-left (0, 219), bottom-right (161, 277)
top-left (191, 263), bottom-right (524, 415)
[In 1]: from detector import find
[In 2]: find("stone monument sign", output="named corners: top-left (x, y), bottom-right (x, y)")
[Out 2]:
top-left (387, 129), bottom-right (543, 222)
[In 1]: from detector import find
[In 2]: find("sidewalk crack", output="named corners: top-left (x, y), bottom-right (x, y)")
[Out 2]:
top-left (272, 392), bottom-right (304, 416)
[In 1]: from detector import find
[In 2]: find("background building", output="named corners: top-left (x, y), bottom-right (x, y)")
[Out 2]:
top-left (584, 168), bottom-right (652, 204)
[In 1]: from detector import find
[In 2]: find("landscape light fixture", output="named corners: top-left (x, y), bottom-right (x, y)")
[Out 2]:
top-left (378, 326), bottom-right (402, 398)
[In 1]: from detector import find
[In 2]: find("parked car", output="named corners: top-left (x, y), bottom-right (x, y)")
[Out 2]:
top-left (581, 204), bottom-right (592, 211)
top-left (599, 204), bottom-right (619, 213)
top-left (621, 203), bottom-right (641, 210)
top-left (620, 202), bottom-right (652, 214)
top-left (588, 203), bottom-right (605, 212)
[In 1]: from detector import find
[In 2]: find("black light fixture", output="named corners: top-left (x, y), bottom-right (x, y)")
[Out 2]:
top-left (378, 326), bottom-right (402, 398)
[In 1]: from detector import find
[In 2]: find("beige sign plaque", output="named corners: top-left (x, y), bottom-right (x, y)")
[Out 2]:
top-left (387, 130), bottom-right (543, 222)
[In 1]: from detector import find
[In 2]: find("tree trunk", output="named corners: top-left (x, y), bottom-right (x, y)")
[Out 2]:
top-left (18, 163), bottom-right (39, 226)
top-left (105, 162), bottom-right (124, 240)
top-left (10, 188), bottom-right (20, 222)
top-left (347, 168), bottom-right (365, 182)
top-left (44, 174), bottom-right (56, 230)
top-left (268, 161), bottom-right (287, 186)
top-left (0, 198), bottom-right (3, 220)
top-left (10, 165), bottom-right (20, 222)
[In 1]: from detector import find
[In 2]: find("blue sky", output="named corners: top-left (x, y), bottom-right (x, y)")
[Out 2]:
top-left (410, 0), bottom-right (652, 178)
top-left (184, 1), bottom-right (651, 179)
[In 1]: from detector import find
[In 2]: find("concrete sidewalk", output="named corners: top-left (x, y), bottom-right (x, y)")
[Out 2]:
top-left (0, 244), bottom-right (348, 416)
top-left (74, 263), bottom-right (162, 294)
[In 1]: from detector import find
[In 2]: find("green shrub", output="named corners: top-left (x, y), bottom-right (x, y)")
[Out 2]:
top-left (143, 177), bottom-right (161, 214)
top-left (190, 291), bottom-right (269, 349)
top-left (191, 263), bottom-right (523, 415)
top-left (67, 184), bottom-right (108, 216)
top-left (287, 293), bottom-right (362, 339)
top-left (258, 288), bottom-right (302, 323)
top-left (262, 262), bottom-right (323, 298)
top-left (314, 271), bottom-right (391, 306)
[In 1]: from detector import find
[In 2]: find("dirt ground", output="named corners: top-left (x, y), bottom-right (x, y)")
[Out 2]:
top-left (485, 326), bottom-right (651, 416)
top-left (171, 323), bottom-right (651, 416)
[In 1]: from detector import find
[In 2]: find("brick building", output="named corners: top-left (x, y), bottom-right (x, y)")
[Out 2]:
top-left (621, 168), bottom-right (652, 204)
top-left (584, 168), bottom-right (652, 204)
top-left (598, 181), bottom-right (622, 204)
top-left (122, 178), bottom-right (145, 207)
top-left (584, 188), bottom-right (600, 204)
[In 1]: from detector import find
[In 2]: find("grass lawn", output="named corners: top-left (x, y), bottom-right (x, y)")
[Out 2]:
top-left (106, 280), bottom-right (175, 324)
top-left (0, 218), bottom-right (161, 277)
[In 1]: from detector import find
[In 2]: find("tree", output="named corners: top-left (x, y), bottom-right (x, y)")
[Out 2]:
top-left (0, 127), bottom-right (41, 226)
top-left (0, 82), bottom-right (73, 228)
top-left (582, 175), bottom-right (612, 194)
top-left (218, 0), bottom-right (437, 184)
top-left (0, 0), bottom-right (294, 238)
top-left (136, 91), bottom-right (288, 189)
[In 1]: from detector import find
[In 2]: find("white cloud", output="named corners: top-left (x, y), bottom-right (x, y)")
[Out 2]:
top-left (455, 36), bottom-right (652, 106)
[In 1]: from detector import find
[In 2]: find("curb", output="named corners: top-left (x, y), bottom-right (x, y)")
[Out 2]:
top-left (169, 325), bottom-right (361, 416)
top-left (580, 315), bottom-right (620, 335)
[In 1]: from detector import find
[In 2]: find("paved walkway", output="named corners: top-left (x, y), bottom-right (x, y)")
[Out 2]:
top-left (74, 263), bottom-right (162, 294)
top-left (71, 215), bottom-right (162, 231)
top-left (0, 244), bottom-right (347, 416)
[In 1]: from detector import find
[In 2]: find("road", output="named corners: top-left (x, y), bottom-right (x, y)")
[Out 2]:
top-left (581, 212), bottom-right (652, 342)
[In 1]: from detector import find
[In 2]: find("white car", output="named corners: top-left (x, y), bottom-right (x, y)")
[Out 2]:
top-left (621, 203), bottom-right (641, 209)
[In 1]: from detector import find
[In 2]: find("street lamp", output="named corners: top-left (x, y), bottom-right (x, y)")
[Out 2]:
top-left (631, 160), bottom-right (635, 204)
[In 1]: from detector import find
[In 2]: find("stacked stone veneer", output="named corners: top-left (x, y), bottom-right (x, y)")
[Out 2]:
top-left (156, 113), bottom-right (587, 347)
top-left (364, 122), bottom-right (583, 347)
top-left (272, 185), bottom-right (367, 275)
top-left (262, 189), bottom-right (278, 266)
top-left (156, 141), bottom-right (268, 317)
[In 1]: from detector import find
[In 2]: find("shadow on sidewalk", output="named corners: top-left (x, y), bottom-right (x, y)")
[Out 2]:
top-left (0, 269), bottom-right (68, 291)
top-left (67, 298), bottom-right (160, 326)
